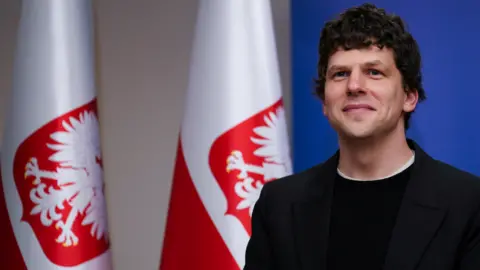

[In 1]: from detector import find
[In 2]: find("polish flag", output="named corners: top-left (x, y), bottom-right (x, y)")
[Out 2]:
top-left (159, 0), bottom-right (292, 269)
top-left (0, 0), bottom-right (113, 269)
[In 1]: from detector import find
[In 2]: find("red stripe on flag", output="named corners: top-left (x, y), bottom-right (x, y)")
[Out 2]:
top-left (159, 139), bottom-right (239, 270)
top-left (0, 170), bottom-right (28, 269)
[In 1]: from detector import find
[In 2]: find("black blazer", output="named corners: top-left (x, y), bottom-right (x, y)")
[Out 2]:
top-left (244, 140), bottom-right (480, 270)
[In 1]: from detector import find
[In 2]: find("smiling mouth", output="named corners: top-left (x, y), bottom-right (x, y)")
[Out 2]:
top-left (342, 105), bottom-right (375, 112)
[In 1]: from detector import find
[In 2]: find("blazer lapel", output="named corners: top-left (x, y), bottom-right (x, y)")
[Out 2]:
top-left (383, 141), bottom-right (447, 270)
top-left (292, 153), bottom-right (337, 270)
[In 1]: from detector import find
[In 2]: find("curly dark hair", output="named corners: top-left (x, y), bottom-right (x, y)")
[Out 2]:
top-left (314, 3), bottom-right (426, 130)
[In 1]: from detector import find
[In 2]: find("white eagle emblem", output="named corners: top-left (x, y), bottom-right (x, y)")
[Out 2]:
top-left (226, 106), bottom-right (292, 216)
top-left (24, 111), bottom-right (108, 247)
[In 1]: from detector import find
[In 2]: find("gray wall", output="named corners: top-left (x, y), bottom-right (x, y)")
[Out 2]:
top-left (0, 0), bottom-right (291, 269)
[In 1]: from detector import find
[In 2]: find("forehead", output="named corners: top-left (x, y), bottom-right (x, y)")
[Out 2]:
top-left (327, 45), bottom-right (395, 68)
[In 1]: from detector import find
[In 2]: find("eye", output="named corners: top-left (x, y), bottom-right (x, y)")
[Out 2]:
top-left (333, 71), bottom-right (349, 78)
top-left (367, 69), bottom-right (383, 77)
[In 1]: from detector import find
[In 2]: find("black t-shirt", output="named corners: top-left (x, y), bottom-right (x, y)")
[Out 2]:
top-left (326, 164), bottom-right (412, 270)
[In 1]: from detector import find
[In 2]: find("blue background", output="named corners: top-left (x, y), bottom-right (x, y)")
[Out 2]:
top-left (291, 0), bottom-right (480, 175)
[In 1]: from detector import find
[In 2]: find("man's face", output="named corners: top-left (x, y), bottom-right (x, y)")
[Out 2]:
top-left (322, 45), bottom-right (418, 140)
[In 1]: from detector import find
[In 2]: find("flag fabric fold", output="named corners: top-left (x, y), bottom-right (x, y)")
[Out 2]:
top-left (160, 0), bottom-right (292, 269)
top-left (0, 0), bottom-right (113, 269)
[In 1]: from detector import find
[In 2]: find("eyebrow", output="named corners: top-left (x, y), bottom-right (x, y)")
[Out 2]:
top-left (327, 60), bottom-right (386, 75)
top-left (363, 60), bottom-right (385, 67)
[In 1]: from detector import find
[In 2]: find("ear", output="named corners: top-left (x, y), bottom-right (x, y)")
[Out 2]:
top-left (403, 89), bottom-right (418, 113)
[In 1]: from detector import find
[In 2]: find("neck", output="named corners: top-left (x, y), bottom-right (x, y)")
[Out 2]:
top-left (337, 127), bottom-right (414, 181)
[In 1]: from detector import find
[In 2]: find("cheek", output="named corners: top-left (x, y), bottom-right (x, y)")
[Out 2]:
top-left (367, 81), bottom-right (389, 102)
top-left (369, 89), bottom-right (382, 101)
top-left (323, 97), bottom-right (342, 115)
top-left (324, 89), bottom-right (344, 108)
top-left (368, 83), bottom-right (403, 110)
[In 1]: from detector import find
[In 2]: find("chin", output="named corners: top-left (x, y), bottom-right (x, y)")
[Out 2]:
top-left (343, 131), bottom-right (375, 140)
top-left (337, 124), bottom-right (377, 140)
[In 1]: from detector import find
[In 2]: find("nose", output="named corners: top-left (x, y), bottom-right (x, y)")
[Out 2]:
top-left (346, 68), bottom-right (365, 95)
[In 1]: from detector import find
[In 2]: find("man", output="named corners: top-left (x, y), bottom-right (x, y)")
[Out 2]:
top-left (244, 3), bottom-right (480, 270)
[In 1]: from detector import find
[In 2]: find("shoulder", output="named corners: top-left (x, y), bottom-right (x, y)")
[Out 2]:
top-left (431, 158), bottom-right (480, 191)
top-left (411, 139), bottom-right (480, 201)
top-left (428, 158), bottom-right (480, 209)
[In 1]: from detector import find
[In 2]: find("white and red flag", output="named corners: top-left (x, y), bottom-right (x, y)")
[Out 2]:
top-left (0, 0), bottom-right (113, 269)
top-left (159, 0), bottom-right (292, 269)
